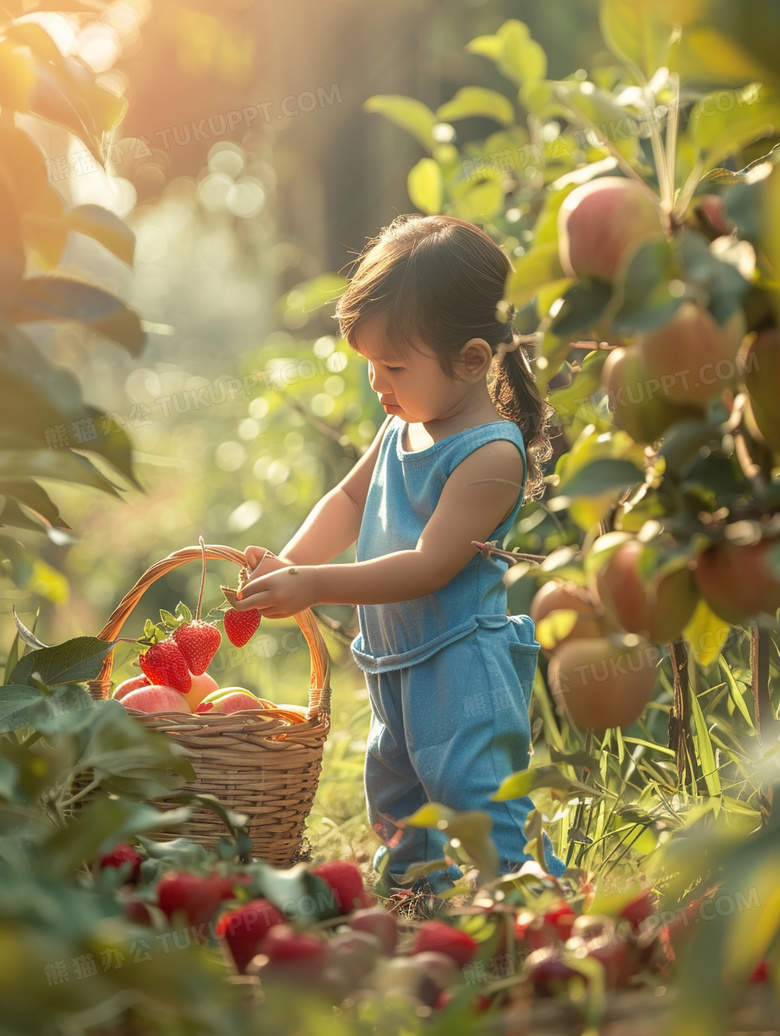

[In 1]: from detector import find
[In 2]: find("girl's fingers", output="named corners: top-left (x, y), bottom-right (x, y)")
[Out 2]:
top-left (244, 545), bottom-right (266, 568)
top-left (233, 591), bottom-right (268, 611)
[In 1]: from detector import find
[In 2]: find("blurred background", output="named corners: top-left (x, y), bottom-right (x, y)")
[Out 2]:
top-left (2, 0), bottom-right (601, 859)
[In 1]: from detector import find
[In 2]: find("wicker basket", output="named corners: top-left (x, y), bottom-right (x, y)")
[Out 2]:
top-left (86, 544), bottom-right (331, 867)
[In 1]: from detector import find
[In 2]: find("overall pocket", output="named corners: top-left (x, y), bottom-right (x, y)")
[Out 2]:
top-left (403, 635), bottom-right (478, 751)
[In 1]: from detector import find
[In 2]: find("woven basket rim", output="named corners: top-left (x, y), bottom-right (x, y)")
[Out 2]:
top-left (86, 543), bottom-right (332, 713)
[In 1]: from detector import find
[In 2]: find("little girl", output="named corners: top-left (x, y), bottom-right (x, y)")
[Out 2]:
top-left (237, 213), bottom-right (565, 890)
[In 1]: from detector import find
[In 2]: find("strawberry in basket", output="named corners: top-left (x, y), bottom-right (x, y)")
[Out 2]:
top-left (122, 539), bottom-right (224, 713)
top-left (162, 538), bottom-right (222, 674)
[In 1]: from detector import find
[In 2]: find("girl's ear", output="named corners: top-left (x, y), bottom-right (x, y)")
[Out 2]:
top-left (459, 338), bottom-right (493, 380)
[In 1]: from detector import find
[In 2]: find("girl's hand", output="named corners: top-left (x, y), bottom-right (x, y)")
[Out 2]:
top-left (233, 566), bottom-right (318, 619)
top-left (243, 545), bottom-right (295, 580)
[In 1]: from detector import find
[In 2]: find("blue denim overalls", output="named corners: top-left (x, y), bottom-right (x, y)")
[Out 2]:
top-left (350, 415), bottom-right (565, 889)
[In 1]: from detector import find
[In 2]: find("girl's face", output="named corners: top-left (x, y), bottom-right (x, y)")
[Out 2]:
top-left (353, 319), bottom-right (469, 425)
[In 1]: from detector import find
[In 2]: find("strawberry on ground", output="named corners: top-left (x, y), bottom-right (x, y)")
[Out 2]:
top-left (216, 898), bottom-right (286, 973)
top-left (412, 920), bottom-right (479, 967)
top-left (172, 620), bottom-right (221, 674)
top-left (98, 844), bottom-right (143, 884)
top-left (310, 860), bottom-right (365, 916)
top-left (435, 989), bottom-right (492, 1013)
top-left (258, 924), bottom-right (328, 963)
top-left (139, 640), bottom-right (191, 693)
top-left (156, 872), bottom-right (225, 928)
top-left (124, 900), bottom-right (154, 926)
top-left (619, 889), bottom-right (657, 934)
top-left (215, 872), bottom-right (253, 901)
top-left (224, 608), bottom-right (261, 647)
top-left (253, 924), bottom-right (331, 985)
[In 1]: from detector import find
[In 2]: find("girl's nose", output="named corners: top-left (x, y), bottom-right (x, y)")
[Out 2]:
top-left (368, 362), bottom-right (387, 392)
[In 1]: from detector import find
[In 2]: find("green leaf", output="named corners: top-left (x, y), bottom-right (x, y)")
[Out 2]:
top-left (548, 349), bottom-right (607, 423)
top-left (276, 273), bottom-right (348, 327)
top-left (492, 765), bottom-right (596, 801)
top-left (692, 84), bottom-right (780, 169)
top-left (407, 158), bottom-right (442, 215)
top-left (363, 94), bottom-right (438, 152)
top-left (0, 756), bottom-right (19, 801)
top-left (535, 610), bottom-right (583, 652)
top-left (1, 479), bottom-right (67, 529)
top-left (39, 796), bottom-right (152, 879)
top-left (658, 416), bottom-right (717, 473)
top-left (136, 835), bottom-right (213, 870)
top-left (32, 686), bottom-right (110, 735)
top-left (9, 636), bottom-right (115, 687)
top-left (673, 19), bottom-right (778, 89)
top-left (531, 184), bottom-right (578, 247)
top-left (10, 276), bottom-right (145, 355)
top-left (549, 278), bottom-right (613, 338)
top-left (529, 80), bottom-right (643, 163)
top-left (12, 606), bottom-right (47, 650)
top-left (437, 87), bottom-right (515, 126)
top-left (454, 178), bottom-right (505, 222)
top-left (506, 243), bottom-right (566, 309)
top-left (0, 323), bottom-right (137, 486)
top-left (557, 457), bottom-right (644, 500)
top-left (538, 329), bottom-right (577, 389)
top-left (0, 162), bottom-right (25, 317)
top-left (599, 0), bottom-right (674, 80)
top-left (609, 236), bottom-right (686, 334)
top-left (164, 791), bottom-right (248, 839)
top-left (67, 204), bottom-right (135, 265)
top-left (549, 746), bottom-right (600, 771)
top-left (684, 598), bottom-right (732, 667)
top-left (248, 860), bottom-right (338, 920)
top-left (467, 20), bottom-right (547, 87)
top-left (718, 658), bottom-right (754, 729)
top-left (0, 684), bottom-right (44, 733)
top-left (689, 674), bottom-right (722, 798)
top-left (7, 23), bottom-right (127, 148)
top-left (0, 446), bottom-right (123, 496)
top-left (403, 803), bottom-right (499, 879)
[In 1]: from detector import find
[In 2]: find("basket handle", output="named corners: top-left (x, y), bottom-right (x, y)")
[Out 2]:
top-left (87, 544), bottom-right (331, 711)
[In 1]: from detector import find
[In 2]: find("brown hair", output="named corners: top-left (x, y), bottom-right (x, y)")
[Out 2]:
top-left (333, 213), bottom-right (553, 500)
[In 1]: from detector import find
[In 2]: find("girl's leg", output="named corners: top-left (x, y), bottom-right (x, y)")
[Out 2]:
top-left (363, 669), bottom-right (462, 891)
top-left (405, 629), bottom-right (566, 878)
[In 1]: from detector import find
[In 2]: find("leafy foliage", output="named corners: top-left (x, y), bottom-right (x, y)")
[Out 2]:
top-left (0, 1), bottom-right (144, 595)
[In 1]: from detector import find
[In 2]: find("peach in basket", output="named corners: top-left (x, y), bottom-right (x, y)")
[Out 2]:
top-left (195, 687), bottom-right (269, 714)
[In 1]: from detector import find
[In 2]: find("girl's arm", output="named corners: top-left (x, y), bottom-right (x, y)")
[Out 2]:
top-left (235, 438), bottom-right (525, 616)
top-left (243, 414), bottom-right (393, 571)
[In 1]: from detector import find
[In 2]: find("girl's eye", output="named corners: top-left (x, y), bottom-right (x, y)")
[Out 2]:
top-left (388, 366), bottom-right (404, 373)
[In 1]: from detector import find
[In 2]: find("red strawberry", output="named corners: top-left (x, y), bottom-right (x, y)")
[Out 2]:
top-left (750, 958), bottom-right (770, 983)
top-left (215, 872), bottom-right (253, 901)
top-left (216, 898), bottom-right (286, 973)
top-left (138, 640), bottom-right (191, 693)
top-left (156, 872), bottom-right (225, 927)
top-left (412, 920), bottom-right (479, 967)
top-left (310, 860), bottom-right (365, 916)
top-left (435, 989), bottom-right (492, 1012)
top-left (172, 620), bottom-right (221, 675)
top-left (258, 924), bottom-right (329, 964)
top-left (618, 889), bottom-right (657, 934)
top-left (223, 608), bottom-right (261, 647)
top-left (98, 843), bottom-right (143, 884)
top-left (349, 905), bottom-right (398, 955)
top-left (124, 900), bottom-right (153, 925)
top-left (516, 903), bottom-right (577, 950)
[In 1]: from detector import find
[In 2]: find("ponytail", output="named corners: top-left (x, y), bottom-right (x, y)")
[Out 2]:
top-left (490, 333), bottom-right (554, 501)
